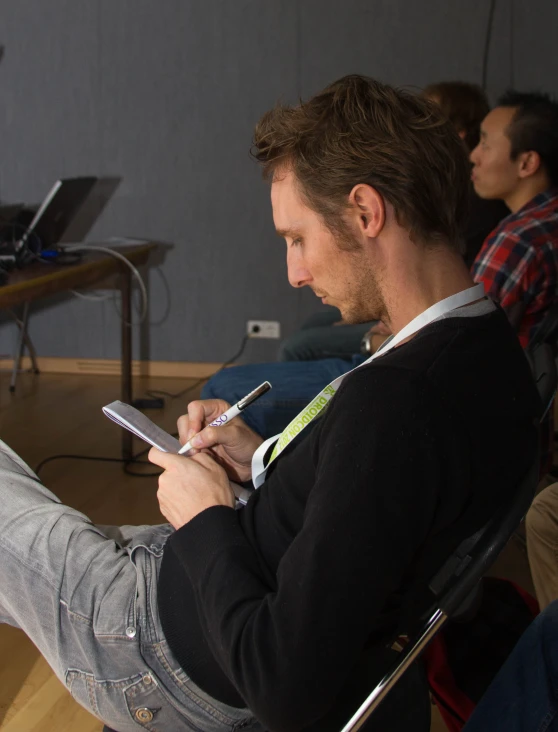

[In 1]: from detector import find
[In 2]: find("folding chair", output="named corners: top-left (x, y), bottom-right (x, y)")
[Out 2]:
top-left (339, 452), bottom-right (540, 732)
top-left (340, 342), bottom-right (555, 732)
top-left (526, 340), bottom-right (558, 420)
top-left (528, 301), bottom-right (558, 354)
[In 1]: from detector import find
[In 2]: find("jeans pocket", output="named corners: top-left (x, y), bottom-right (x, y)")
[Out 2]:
top-left (148, 640), bottom-right (260, 731)
top-left (66, 668), bottom-right (205, 731)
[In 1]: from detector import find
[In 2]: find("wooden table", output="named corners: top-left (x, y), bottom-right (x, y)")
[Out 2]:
top-left (0, 242), bottom-right (156, 459)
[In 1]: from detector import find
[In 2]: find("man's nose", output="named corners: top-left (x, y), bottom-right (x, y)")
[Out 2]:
top-left (470, 145), bottom-right (480, 165)
top-left (287, 248), bottom-right (312, 288)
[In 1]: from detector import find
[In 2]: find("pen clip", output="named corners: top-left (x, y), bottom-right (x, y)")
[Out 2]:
top-left (237, 380), bottom-right (272, 410)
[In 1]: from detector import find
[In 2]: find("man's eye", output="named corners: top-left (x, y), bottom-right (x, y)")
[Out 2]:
top-left (292, 238), bottom-right (302, 246)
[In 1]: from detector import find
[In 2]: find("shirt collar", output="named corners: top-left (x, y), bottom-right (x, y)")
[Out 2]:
top-left (514, 186), bottom-right (558, 217)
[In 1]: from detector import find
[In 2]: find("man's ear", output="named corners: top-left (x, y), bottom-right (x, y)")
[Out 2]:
top-left (348, 184), bottom-right (385, 238)
top-left (518, 150), bottom-right (542, 179)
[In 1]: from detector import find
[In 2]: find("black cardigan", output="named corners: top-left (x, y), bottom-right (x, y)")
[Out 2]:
top-left (158, 307), bottom-right (540, 731)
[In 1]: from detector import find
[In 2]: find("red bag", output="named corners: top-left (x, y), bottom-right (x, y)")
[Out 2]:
top-left (423, 577), bottom-right (539, 731)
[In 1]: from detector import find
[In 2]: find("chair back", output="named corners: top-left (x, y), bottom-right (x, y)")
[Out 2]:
top-left (340, 453), bottom-right (540, 732)
top-left (525, 340), bottom-right (558, 419)
top-left (528, 301), bottom-right (558, 353)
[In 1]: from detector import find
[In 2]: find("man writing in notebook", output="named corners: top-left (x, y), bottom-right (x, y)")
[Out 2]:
top-left (0, 76), bottom-right (540, 732)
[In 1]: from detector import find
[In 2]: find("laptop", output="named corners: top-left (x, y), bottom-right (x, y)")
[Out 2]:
top-left (16, 176), bottom-right (97, 257)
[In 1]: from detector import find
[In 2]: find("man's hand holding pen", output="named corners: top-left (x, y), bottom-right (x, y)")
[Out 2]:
top-left (148, 386), bottom-right (269, 529)
top-left (177, 397), bottom-right (264, 483)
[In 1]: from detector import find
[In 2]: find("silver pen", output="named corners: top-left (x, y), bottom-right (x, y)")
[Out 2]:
top-left (178, 381), bottom-right (272, 455)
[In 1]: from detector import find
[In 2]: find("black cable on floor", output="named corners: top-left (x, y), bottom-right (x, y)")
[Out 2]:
top-left (34, 335), bottom-right (251, 478)
top-left (34, 452), bottom-right (162, 479)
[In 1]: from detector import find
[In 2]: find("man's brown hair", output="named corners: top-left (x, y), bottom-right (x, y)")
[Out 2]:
top-left (423, 80), bottom-right (490, 152)
top-left (253, 75), bottom-right (470, 252)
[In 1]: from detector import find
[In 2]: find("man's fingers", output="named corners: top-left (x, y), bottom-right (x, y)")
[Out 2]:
top-left (188, 450), bottom-right (219, 469)
top-left (148, 446), bottom-right (182, 468)
top-left (177, 414), bottom-right (195, 445)
top-left (190, 423), bottom-right (241, 450)
top-left (178, 399), bottom-right (232, 445)
top-left (149, 446), bottom-right (217, 474)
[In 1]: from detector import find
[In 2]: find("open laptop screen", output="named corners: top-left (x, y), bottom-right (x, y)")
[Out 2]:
top-left (24, 176), bottom-right (97, 250)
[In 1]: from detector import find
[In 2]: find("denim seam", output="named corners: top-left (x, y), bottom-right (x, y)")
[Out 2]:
top-left (152, 640), bottom-right (241, 726)
top-left (86, 673), bottom-right (99, 716)
top-left (66, 670), bottom-right (101, 716)
top-left (143, 551), bottom-right (156, 646)
top-left (63, 603), bottom-right (94, 626)
top-left (67, 668), bottom-right (145, 689)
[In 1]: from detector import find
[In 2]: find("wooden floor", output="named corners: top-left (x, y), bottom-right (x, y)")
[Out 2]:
top-left (0, 370), bottom-right (537, 731)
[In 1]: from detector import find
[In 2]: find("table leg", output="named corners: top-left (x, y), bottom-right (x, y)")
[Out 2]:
top-left (9, 302), bottom-right (31, 392)
top-left (121, 267), bottom-right (133, 460)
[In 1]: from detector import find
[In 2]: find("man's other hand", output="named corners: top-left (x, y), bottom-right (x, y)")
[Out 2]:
top-left (362, 321), bottom-right (391, 354)
top-left (369, 321), bottom-right (392, 336)
top-left (148, 449), bottom-right (235, 530)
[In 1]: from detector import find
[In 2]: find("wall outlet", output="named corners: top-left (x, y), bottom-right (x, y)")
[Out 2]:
top-left (247, 320), bottom-right (281, 339)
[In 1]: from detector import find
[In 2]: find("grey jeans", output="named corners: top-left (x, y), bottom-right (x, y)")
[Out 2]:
top-left (0, 440), bottom-right (262, 731)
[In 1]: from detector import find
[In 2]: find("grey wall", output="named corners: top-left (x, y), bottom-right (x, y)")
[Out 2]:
top-left (0, 0), bottom-right (556, 364)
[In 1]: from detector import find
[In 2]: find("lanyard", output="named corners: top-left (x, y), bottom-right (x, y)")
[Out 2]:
top-left (251, 283), bottom-right (485, 488)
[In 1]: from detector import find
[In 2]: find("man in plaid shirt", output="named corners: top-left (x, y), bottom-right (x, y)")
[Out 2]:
top-left (470, 91), bottom-right (558, 347)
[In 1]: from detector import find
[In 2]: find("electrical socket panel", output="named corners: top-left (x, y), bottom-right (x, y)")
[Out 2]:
top-left (247, 320), bottom-right (281, 339)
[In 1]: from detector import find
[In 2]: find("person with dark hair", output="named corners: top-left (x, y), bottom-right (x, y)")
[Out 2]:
top-left (423, 81), bottom-right (509, 267)
top-left (471, 90), bottom-right (558, 346)
top-left (0, 75), bottom-right (540, 732)
top-left (423, 80), bottom-right (489, 151)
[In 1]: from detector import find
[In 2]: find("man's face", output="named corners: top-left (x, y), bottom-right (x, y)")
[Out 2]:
top-left (470, 106), bottom-right (520, 201)
top-left (271, 170), bottom-right (385, 324)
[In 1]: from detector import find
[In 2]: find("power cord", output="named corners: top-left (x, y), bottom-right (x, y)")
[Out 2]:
top-left (70, 289), bottom-right (113, 302)
top-left (144, 333), bottom-right (250, 402)
top-left (63, 245), bottom-right (149, 322)
top-left (34, 448), bottom-right (164, 479)
top-left (34, 333), bottom-right (251, 478)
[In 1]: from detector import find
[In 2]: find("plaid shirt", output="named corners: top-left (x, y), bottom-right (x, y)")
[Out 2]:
top-left (472, 188), bottom-right (558, 475)
top-left (472, 188), bottom-right (558, 348)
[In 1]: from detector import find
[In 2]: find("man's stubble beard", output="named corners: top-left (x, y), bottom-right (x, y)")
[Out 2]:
top-left (332, 220), bottom-right (387, 324)
top-left (339, 256), bottom-right (387, 325)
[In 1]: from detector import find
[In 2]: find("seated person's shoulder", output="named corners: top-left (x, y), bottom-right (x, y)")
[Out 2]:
top-left (332, 307), bottom-right (534, 418)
